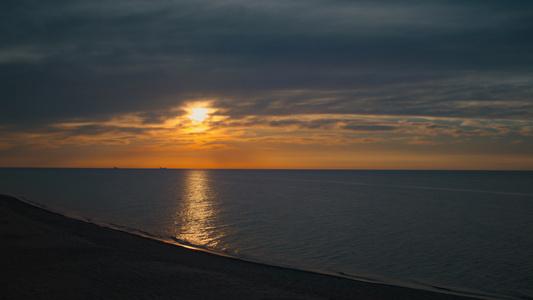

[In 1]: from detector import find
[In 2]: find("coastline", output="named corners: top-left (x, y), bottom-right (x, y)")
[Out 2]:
top-left (0, 194), bottom-right (480, 299)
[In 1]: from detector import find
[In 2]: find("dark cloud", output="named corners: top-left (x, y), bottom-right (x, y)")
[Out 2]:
top-left (342, 124), bottom-right (397, 132)
top-left (61, 124), bottom-right (152, 137)
top-left (1, 0), bottom-right (532, 130)
top-left (138, 109), bottom-right (186, 125)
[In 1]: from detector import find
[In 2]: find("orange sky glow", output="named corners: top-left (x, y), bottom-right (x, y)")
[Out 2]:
top-left (1, 102), bottom-right (532, 170)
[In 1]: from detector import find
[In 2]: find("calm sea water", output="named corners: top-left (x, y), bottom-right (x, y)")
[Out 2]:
top-left (1, 168), bottom-right (532, 299)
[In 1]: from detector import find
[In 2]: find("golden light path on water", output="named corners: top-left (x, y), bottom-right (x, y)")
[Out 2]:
top-left (171, 170), bottom-right (222, 249)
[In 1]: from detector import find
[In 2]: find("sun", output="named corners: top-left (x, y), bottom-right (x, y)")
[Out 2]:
top-left (189, 108), bottom-right (209, 122)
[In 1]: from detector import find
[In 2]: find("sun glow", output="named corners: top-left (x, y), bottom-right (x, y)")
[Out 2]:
top-left (189, 108), bottom-right (209, 122)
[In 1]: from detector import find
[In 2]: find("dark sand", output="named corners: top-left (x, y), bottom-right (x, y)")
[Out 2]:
top-left (0, 194), bottom-right (479, 299)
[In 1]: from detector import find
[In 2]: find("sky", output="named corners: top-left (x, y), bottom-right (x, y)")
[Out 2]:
top-left (1, 0), bottom-right (532, 170)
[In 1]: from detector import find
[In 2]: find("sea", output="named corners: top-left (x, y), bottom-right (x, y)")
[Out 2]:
top-left (0, 168), bottom-right (532, 299)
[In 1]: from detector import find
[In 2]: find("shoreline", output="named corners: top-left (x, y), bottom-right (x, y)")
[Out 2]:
top-left (1, 194), bottom-right (481, 299)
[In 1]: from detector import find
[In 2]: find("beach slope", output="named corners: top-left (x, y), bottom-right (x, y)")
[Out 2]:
top-left (0, 194), bottom-right (477, 299)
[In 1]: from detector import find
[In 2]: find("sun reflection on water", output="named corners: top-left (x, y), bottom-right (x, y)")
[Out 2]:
top-left (173, 170), bottom-right (221, 248)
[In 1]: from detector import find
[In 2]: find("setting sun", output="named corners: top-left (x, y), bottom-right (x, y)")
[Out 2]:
top-left (189, 108), bottom-right (209, 122)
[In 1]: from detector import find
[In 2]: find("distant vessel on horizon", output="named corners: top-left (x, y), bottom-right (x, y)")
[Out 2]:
top-left (159, 167), bottom-right (167, 170)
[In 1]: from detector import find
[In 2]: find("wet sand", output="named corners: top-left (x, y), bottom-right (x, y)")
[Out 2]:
top-left (0, 194), bottom-right (478, 299)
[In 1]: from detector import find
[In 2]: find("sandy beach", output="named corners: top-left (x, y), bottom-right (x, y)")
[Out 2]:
top-left (0, 194), bottom-right (478, 299)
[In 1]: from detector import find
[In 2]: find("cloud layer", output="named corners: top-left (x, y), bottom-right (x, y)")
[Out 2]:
top-left (1, 0), bottom-right (532, 168)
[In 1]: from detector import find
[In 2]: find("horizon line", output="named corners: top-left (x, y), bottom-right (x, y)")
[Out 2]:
top-left (1, 167), bottom-right (531, 172)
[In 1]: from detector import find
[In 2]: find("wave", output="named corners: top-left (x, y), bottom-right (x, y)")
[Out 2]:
top-left (284, 178), bottom-right (533, 197)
